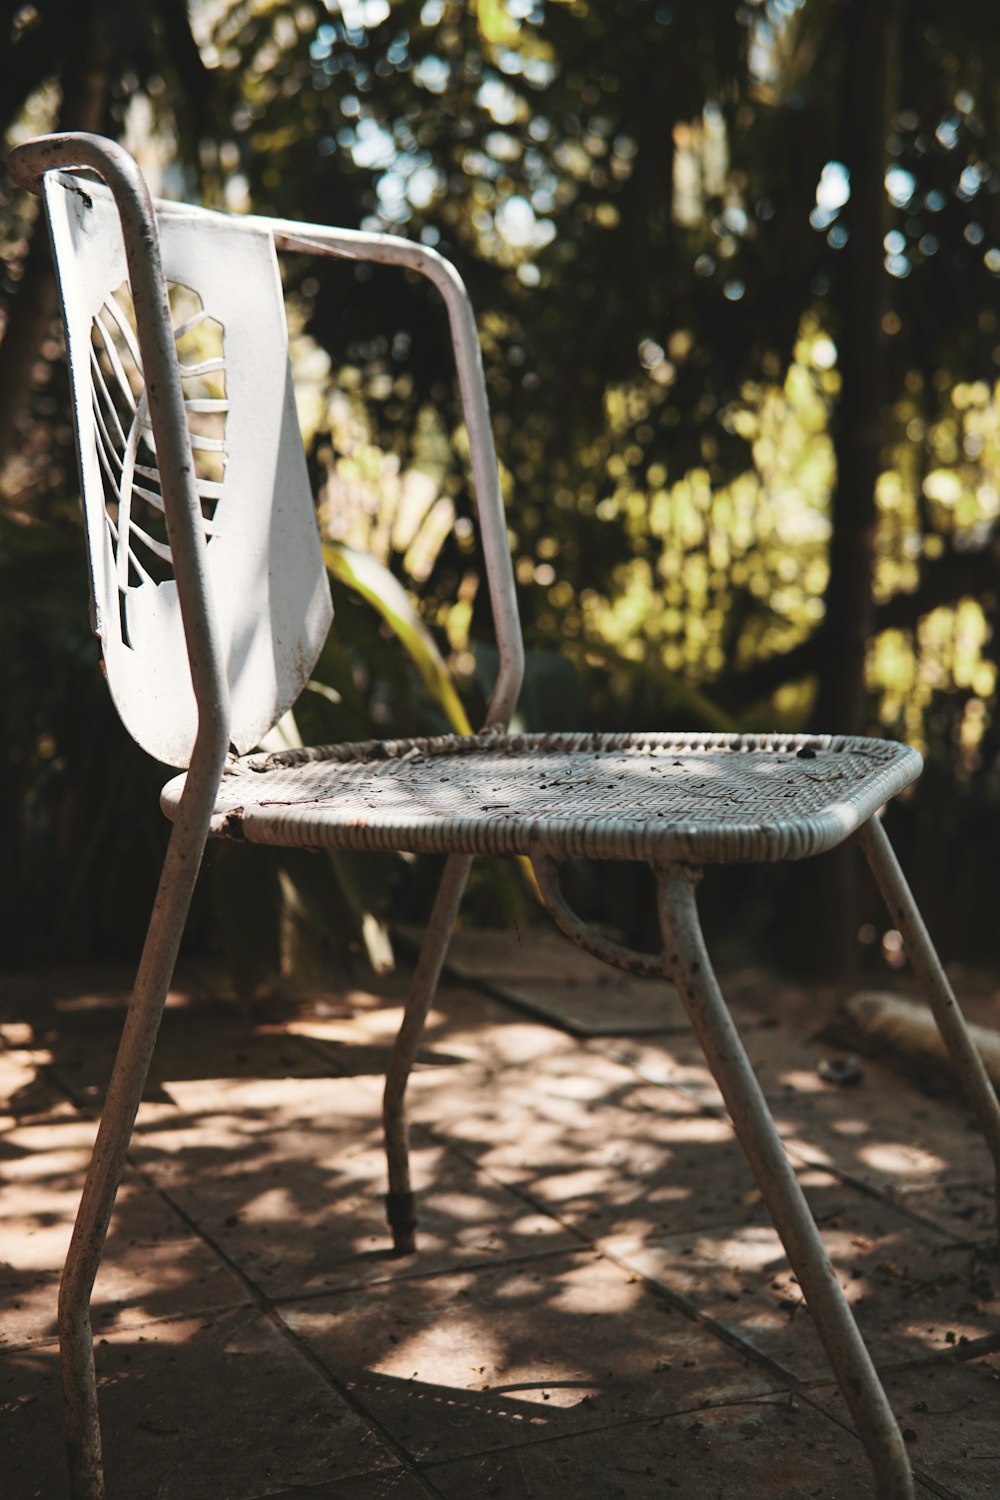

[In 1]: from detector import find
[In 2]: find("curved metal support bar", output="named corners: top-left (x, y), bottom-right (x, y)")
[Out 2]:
top-left (657, 862), bottom-right (915, 1500)
top-left (262, 217), bottom-right (524, 732)
top-left (383, 852), bottom-right (473, 1254)
top-left (533, 855), bottom-right (664, 976)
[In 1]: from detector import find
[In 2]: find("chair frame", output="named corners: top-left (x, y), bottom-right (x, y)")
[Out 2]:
top-left (10, 133), bottom-right (1000, 1500)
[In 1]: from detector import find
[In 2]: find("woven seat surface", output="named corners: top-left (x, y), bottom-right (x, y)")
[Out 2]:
top-left (161, 731), bottom-right (921, 864)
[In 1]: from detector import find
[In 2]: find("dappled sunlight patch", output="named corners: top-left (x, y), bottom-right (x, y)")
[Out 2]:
top-left (139, 1114), bottom-right (264, 1154)
top-left (857, 1141), bottom-right (947, 1178)
top-left (617, 1050), bottom-right (721, 1098)
top-left (443, 1020), bottom-right (572, 1070)
top-left (534, 1072), bottom-right (611, 1102)
top-left (498, 1089), bottom-right (608, 1132)
top-left (236, 1185), bottom-right (300, 1227)
top-left (551, 1272), bottom-right (642, 1319)
top-left (151, 1073), bottom-right (383, 1120)
top-left (0, 1042), bottom-right (58, 1127)
top-left (778, 1067), bottom-right (830, 1095)
top-left (54, 989), bottom-right (170, 1014)
top-left (287, 1000), bottom-right (406, 1044)
top-left (787, 1160), bottom-right (837, 1188)
top-left (421, 1188), bottom-right (504, 1226)
top-left (0, 1273), bottom-right (60, 1346)
top-left (654, 1115), bottom-right (732, 1145)
top-left (507, 1210), bottom-right (567, 1241)
top-left (283, 1243), bottom-right (779, 1445)
top-left (280, 1015), bottom-right (367, 1044)
top-left (621, 1225), bottom-right (789, 1290)
top-left (695, 1227), bottom-right (790, 1276)
top-left (519, 1164), bottom-right (645, 1210)
top-left (2, 1114), bottom-right (245, 1344)
top-left (828, 1115), bottom-right (871, 1138)
top-left (604, 1185), bottom-right (697, 1236)
top-left (605, 1186), bottom-right (997, 1380)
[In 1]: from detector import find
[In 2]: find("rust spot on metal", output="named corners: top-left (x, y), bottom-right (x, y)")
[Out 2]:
top-left (221, 807), bottom-right (246, 839)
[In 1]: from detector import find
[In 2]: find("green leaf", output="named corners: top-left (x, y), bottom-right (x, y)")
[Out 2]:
top-left (324, 543), bottom-right (472, 735)
top-left (564, 638), bottom-right (742, 735)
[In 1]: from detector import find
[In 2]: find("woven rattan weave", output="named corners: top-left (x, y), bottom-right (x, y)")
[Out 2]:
top-left (165, 731), bottom-right (923, 864)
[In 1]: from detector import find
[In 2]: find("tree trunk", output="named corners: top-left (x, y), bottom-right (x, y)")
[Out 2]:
top-left (813, 0), bottom-right (893, 732)
top-left (788, 0), bottom-right (896, 978)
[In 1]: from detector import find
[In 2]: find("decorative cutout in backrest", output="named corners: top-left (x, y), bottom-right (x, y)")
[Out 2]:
top-left (90, 282), bottom-right (228, 639)
top-left (42, 172), bottom-right (333, 768)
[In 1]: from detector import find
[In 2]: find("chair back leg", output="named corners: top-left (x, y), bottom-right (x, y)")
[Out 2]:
top-left (656, 861), bottom-right (915, 1500)
top-left (859, 815), bottom-right (1000, 1251)
top-left (382, 853), bottom-right (473, 1254)
top-left (59, 810), bottom-right (213, 1499)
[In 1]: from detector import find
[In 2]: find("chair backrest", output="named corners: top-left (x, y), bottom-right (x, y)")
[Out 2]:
top-left (41, 171), bottom-right (333, 768)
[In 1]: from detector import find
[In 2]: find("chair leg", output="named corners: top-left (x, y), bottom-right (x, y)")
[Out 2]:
top-left (859, 815), bottom-right (1000, 1249)
top-left (60, 822), bottom-right (209, 1500)
top-left (656, 863), bottom-right (914, 1500)
top-left (383, 853), bottom-right (473, 1255)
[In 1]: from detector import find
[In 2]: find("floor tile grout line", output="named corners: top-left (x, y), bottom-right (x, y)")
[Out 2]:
top-left (877, 1328), bottom-right (1000, 1373)
top-left (240, 1469), bottom-right (429, 1500)
top-left (41, 979), bottom-right (983, 1252)
top-left (35, 1022), bottom-right (630, 1304)
top-left (370, 993), bottom-right (991, 1254)
top-left (428, 940), bottom-right (778, 1040)
top-left (408, 1111), bottom-right (979, 1483)
top-left (25, 987), bottom-right (991, 1500)
top-left (26, 1056), bottom-right (448, 1497)
top-left (408, 1388), bottom-right (862, 1474)
top-left (266, 1243), bottom-right (595, 1304)
top-left (791, 1386), bottom-right (968, 1500)
top-left (413, 1119), bottom-right (816, 1393)
top-left (17, 1063), bottom-right (850, 1400)
top-left (0, 1299), bottom-right (256, 1358)
top-left (797, 1325), bottom-right (1000, 1383)
top-left (594, 1041), bottom-right (988, 1246)
top-left (41, 1007), bottom-right (984, 1276)
top-left (38, 1027), bottom-right (848, 1477)
top-left (782, 1141), bottom-right (987, 1244)
top-left (140, 1178), bottom-right (450, 1500)
top-left (44, 1036), bottom-right (989, 1254)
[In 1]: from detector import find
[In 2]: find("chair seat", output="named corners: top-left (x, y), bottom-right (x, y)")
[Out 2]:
top-left (161, 731), bottom-right (922, 864)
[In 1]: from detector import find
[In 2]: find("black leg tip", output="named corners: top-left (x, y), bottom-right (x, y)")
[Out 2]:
top-left (385, 1190), bottom-right (417, 1256)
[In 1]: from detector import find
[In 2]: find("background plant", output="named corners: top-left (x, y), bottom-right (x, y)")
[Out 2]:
top-left (5, 0), bottom-right (1000, 979)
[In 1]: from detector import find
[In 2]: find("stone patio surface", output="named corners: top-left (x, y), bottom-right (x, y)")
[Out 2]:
top-left (2, 932), bottom-right (999, 1499)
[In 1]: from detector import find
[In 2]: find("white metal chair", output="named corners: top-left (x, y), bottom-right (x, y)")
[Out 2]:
top-left (10, 132), bottom-right (1000, 1500)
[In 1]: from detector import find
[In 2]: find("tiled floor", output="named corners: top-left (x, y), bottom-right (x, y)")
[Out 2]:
top-left (2, 940), bottom-right (999, 1499)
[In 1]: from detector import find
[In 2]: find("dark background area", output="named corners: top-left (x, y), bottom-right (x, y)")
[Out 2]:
top-left (3, 0), bottom-right (1000, 988)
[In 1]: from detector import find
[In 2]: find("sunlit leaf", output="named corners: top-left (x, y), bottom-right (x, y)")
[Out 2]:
top-left (324, 542), bottom-right (473, 735)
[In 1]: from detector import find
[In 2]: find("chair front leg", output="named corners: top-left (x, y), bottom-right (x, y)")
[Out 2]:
top-left (858, 815), bottom-right (1000, 1249)
top-left (60, 816), bottom-right (211, 1500)
top-left (656, 862), bottom-right (914, 1500)
top-left (383, 852), bottom-right (473, 1254)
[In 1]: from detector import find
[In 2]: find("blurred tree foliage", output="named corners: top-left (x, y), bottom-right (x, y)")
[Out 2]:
top-left (5, 0), bottom-right (1000, 973)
